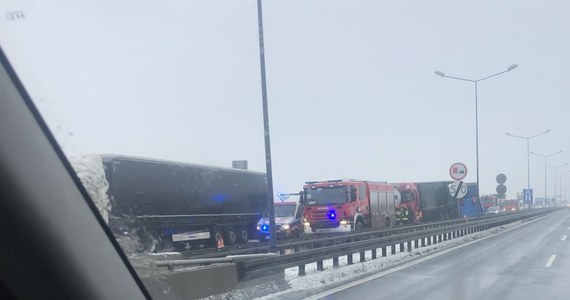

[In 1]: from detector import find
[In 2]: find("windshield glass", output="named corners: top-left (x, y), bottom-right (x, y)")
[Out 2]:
top-left (274, 204), bottom-right (296, 218)
top-left (401, 190), bottom-right (414, 202)
top-left (2, 0), bottom-right (569, 299)
top-left (306, 187), bottom-right (347, 205)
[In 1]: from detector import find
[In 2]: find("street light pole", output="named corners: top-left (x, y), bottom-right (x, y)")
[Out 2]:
top-left (531, 151), bottom-right (562, 207)
top-left (550, 163), bottom-right (568, 207)
top-left (256, 0), bottom-right (277, 249)
top-left (435, 64), bottom-right (518, 215)
top-left (556, 170), bottom-right (570, 205)
top-left (561, 175), bottom-right (570, 205)
top-left (505, 129), bottom-right (551, 209)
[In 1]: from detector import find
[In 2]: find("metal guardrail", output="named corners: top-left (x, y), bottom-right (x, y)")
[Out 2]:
top-left (155, 253), bottom-right (279, 271)
top-left (237, 208), bottom-right (556, 281)
top-left (182, 214), bottom-right (503, 259)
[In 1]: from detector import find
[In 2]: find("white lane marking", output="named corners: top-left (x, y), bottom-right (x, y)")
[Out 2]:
top-left (545, 255), bottom-right (557, 268)
top-left (562, 235), bottom-right (567, 241)
top-left (305, 213), bottom-right (552, 300)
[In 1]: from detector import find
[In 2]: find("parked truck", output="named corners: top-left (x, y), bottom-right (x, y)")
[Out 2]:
top-left (458, 182), bottom-right (483, 218)
top-left (301, 179), bottom-right (396, 233)
top-left (394, 181), bottom-right (459, 225)
top-left (96, 155), bottom-right (267, 252)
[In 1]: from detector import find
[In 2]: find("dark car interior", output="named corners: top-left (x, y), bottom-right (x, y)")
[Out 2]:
top-left (0, 47), bottom-right (150, 299)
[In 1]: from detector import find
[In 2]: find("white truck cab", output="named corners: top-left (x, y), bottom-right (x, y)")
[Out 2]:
top-left (257, 193), bottom-right (305, 240)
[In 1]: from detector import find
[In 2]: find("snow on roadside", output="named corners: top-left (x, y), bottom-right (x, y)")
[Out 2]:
top-left (203, 220), bottom-right (523, 300)
top-left (69, 155), bottom-right (111, 224)
top-left (265, 221), bottom-right (522, 299)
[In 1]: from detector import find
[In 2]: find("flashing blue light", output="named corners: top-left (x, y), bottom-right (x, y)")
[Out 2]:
top-left (262, 225), bottom-right (268, 231)
top-left (328, 211), bottom-right (336, 220)
top-left (213, 193), bottom-right (227, 203)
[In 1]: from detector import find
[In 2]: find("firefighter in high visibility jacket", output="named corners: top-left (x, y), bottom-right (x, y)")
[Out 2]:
top-left (402, 208), bottom-right (409, 225)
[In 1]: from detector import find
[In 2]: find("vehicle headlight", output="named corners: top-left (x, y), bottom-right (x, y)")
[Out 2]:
top-left (340, 220), bottom-right (349, 225)
top-left (282, 224), bottom-right (290, 230)
top-left (256, 225), bottom-right (261, 231)
top-left (304, 222), bottom-right (311, 226)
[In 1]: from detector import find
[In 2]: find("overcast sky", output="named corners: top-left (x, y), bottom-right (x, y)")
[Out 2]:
top-left (1, 0), bottom-right (569, 200)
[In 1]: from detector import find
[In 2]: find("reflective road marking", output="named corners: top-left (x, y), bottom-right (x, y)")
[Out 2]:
top-left (545, 255), bottom-right (557, 268)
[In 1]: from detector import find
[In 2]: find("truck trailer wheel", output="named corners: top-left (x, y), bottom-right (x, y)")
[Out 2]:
top-left (225, 229), bottom-right (238, 245)
top-left (238, 228), bottom-right (249, 244)
top-left (133, 236), bottom-right (145, 253)
top-left (385, 218), bottom-right (391, 229)
top-left (355, 220), bottom-right (364, 231)
top-left (143, 232), bottom-right (161, 253)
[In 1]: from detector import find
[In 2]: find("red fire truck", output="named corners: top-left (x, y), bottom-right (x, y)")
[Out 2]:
top-left (480, 195), bottom-right (498, 212)
top-left (301, 179), bottom-right (396, 233)
top-left (500, 199), bottom-right (518, 212)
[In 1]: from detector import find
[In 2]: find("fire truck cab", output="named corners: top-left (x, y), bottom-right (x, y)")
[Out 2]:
top-left (395, 183), bottom-right (422, 225)
top-left (301, 179), bottom-right (395, 233)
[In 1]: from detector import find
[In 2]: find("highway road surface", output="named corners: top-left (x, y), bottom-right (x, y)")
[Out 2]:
top-left (316, 209), bottom-right (570, 300)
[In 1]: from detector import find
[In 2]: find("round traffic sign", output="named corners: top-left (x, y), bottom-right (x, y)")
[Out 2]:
top-left (449, 162), bottom-right (468, 181)
top-left (496, 174), bottom-right (507, 184)
top-left (496, 184), bottom-right (507, 195)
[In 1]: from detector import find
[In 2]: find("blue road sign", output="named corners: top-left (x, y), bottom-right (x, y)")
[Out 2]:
top-left (523, 189), bottom-right (534, 204)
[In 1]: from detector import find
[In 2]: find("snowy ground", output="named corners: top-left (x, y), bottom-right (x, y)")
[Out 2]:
top-left (202, 220), bottom-right (525, 300)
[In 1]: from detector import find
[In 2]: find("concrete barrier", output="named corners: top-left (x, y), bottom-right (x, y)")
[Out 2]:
top-left (142, 263), bottom-right (238, 300)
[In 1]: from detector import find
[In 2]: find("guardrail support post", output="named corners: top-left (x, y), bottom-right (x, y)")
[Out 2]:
top-left (382, 246), bottom-right (387, 257)
top-left (317, 260), bottom-right (324, 271)
top-left (299, 264), bottom-right (306, 276)
top-left (347, 254), bottom-right (353, 265)
top-left (360, 251), bottom-right (366, 262)
top-left (414, 239), bottom-right (419, 249)
top-left (391, 244), bottom-right (396, 254)
top-left (421, 237), bottom-right (426, 247)
top-left (372, 248), bottom-right (377, 259)
top-left (407, 241), bottom-right (412, 252)
top-left (400, 242), bottom-right (405, 253)
top-left (444, 232), bottom-right (448, 241)
top-left (427, 236), bottom-right (432, 245)
top-left (333, 256), bottom-right (339, 268)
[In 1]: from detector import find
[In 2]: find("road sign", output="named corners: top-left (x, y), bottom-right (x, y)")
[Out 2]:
top-left (448, 181), bottom-right (468, 198)
top-left (496, 184), bottom-right (507, 195)
top-left (449, 163), bottom-right (468, 181)
top-left (523, 188), bottom-right (534, 204)
top-left (496, 174), bottom-right (507, 184)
